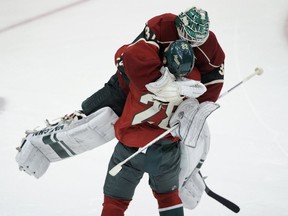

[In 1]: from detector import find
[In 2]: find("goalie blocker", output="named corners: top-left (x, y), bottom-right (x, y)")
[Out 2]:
top-left (16, 107), bottom-right (118, 178)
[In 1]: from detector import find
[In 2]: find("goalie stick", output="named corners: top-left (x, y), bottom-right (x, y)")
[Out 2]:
top-left (198, 67), bottom-right (263, 213)
top-left (109, 124), bottom-right (178, 176)
top-left (199, 171), bottom-right (240, 213)
top-left (108, 67), bottom-right (264, 212)
top-left (195, 68), bottom-right (263, 213)
top-left (182, 158), bottom-right (240, 213)
top-left (218, 67), bottom-right (263, 99)
top-left (205, 183), bottom-right (240, 213)
top-left (109, 67), bottom-right (264, 176)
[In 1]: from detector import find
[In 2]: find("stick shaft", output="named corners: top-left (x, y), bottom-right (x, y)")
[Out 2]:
top-left (218, 71), bottom-right (258, 99)
top-left (111, 68), bottom-right (263, 175)
top-left (110, 125), bottom-right (178, 173)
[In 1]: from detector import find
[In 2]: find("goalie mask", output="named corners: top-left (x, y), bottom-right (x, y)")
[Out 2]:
top-left (165, 39), bottom-right (195, 77)
top-left (176, 7), bottom-right (210, 47)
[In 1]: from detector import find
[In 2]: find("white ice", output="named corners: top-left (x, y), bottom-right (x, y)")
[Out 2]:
top-left (0, 0), bottom-right (288, 215)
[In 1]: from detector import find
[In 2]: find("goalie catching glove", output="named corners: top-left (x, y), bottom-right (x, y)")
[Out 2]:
top-left (145, 67), bottom-right (207, 103)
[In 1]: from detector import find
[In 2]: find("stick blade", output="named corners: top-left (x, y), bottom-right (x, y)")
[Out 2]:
top-left (109, 165), bottom-right (122, 176)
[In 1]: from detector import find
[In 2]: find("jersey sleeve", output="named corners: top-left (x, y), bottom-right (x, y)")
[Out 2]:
top-left (194, 31), bottom-right (225, 73)
top-left (147, 13), bottom-right (178, 43)
top-left (193, 31), bottom-right (225, 102)
top-left (198, 65), bottom-right (224, 102)
top-left (116, 13), bottom-right (179, 91)
top-left (121, 40), bottom-right (162, 91)
top-left (198, 82), bottom-right (223, 102)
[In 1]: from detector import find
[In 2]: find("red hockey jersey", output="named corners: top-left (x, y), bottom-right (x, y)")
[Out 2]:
top-left (116, 13), bottom-right (225, 102)
top-left (114, 13), bottom-right (225, 147)
top-left (114, 68), bottom-right (201, 147)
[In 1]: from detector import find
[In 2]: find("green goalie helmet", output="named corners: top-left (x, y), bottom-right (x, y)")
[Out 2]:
top-left (165, 39), bottom-right (195, 77)
top-left (175, 7), bottom-right (210, 47)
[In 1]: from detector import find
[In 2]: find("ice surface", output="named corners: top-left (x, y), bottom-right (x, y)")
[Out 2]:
top-left (1, 0), bottom-right (288, 215)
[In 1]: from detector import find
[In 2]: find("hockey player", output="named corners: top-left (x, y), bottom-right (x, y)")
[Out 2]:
top-left (81, 6), bottom-right (225, 117)
top-left (15, 6), bottom-right (225, 215)
top-left (100, 40), bottom-right (204, 216)
top-left (99, 7), bottom-right (225, 216)
top-left (15, 39), bottom-right (200, 179)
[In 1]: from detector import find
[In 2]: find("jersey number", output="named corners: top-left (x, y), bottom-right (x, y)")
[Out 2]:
top-left (132, 94), bottom-right (178, 129)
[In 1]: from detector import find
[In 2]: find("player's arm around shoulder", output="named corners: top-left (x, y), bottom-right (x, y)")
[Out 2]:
top-left (121, 40), bottom-right (162, 90)
top-left (198, 64), bottom-right (224, 103)
top-left (196, 31), bottom-right (225, 102)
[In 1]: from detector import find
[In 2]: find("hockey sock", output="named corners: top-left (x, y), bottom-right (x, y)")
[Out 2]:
top-left (101, 195), bottom-right (131, 216)
top-left (153, 190), bottom-right (184, 216)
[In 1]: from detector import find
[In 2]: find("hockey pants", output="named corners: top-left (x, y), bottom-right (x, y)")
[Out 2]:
top-left (101, 140), bottom-right (184, 216)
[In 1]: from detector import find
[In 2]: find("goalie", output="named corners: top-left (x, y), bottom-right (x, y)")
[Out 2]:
top-left (99, 36), bottom-right (220, 214)
top-left (15, 38), bottom-right (207, 177)
top-left (16, 6), bottom-right (226, 216)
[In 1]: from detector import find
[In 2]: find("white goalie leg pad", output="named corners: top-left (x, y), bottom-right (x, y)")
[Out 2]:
top-left (179, 123), bottom-right (210, 187)
top-left (15, 138), bottom-right (50, 178)
top-left (178, 123), bottom-right (210, 209)
top-left (179, 172), bottom-right (206, 209)
top-left (29, 107), bottom-right (118, 161)
top-left (170, 99), bottom-right (220, 209)
top-left (16, 107), bottom-right (118, 178)
top-left (169, 98), bottom-right (219, 147)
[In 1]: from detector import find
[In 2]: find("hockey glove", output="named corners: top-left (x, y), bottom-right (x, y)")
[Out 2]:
top-left (176, 77), bottom-right (207, 98)
top-left (146, 67), bottom-right (207, 103)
